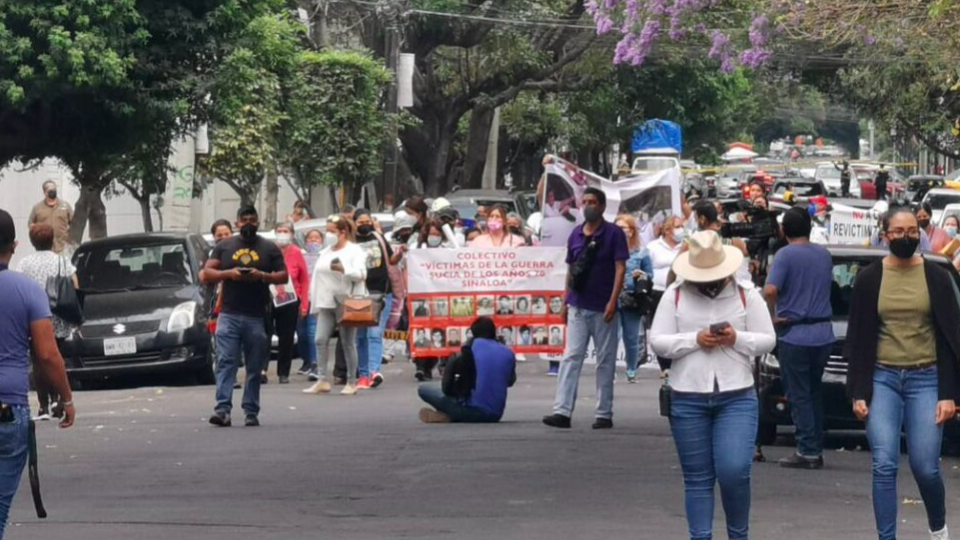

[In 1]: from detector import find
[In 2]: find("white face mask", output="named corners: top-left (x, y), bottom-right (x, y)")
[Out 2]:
top-left (325, 232), bottom-right (339, 247)
top-left (427, 236), bottom-right (443, 248)
top-left (276, 233), bottom-right (292, 246)
top-left (672, 228), bottom-right (686, 243)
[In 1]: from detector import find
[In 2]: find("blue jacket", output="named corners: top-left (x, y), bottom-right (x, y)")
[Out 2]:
top-left (624, 248), bottom-right (654, 292)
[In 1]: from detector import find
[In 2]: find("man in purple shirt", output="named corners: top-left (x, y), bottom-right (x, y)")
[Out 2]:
top-left (0, 208), bottom-right (75, 536)
top-left (544, 187), bottom-right (628, 429)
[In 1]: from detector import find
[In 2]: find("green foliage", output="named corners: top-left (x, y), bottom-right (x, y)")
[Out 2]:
top-left (282, 50), bottom-right (393, 188)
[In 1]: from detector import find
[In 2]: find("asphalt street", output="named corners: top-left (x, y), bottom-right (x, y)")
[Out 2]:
top-left (6, 361), bottom-right (960, 540)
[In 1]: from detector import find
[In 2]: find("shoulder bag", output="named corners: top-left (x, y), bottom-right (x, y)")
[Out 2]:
top-left (45, 256), bottom-right (83, 325)
top-left (335, 271), bottom-right (383, 328)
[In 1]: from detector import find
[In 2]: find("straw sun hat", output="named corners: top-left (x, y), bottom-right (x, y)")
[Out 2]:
top-left (671, 230), bottom-right (744, 283)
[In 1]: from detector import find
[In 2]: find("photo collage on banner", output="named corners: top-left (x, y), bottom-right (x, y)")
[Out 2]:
top-left (405, 248), bottom-right (569, 359)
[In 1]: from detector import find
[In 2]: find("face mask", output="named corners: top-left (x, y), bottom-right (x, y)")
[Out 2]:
top-left (947, 226), bottom-right (958, 239)
top-left (673, 228), bottom-right (686, 243)
top-left (477, 218), bottom-right (488, 231)
top-left (357, 224), bottom-right (374, 237)
top-left (695, 280), bottom-right (727, 299)
top-left (240, 223), bottom-right (258, 239)
top-left (583, 206), bottom-right (602, 223)
top-left (305, 242), bottom-right (322, 254)
top-left (487, 219), bottom-right (504, 232)
top-left (47, 189), bottom-right (57, 200)
top-left (889, 236), bottom-right (919, 259)
top-left (918, 219), bottom-right (931, 230)
top-left (427, 236), bottom-right (443, 248)
top-left (325, 232), bottom-right (339, 247)
top-left (276, 233), bottom-right (292, 246)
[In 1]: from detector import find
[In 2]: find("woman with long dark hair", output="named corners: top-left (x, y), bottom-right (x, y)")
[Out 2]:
top-left (846, 207), bottom-right (960, 540)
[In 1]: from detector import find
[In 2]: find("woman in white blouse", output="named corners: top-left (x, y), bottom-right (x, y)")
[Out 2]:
top-left (304, 216), bottom-right (368, 396)
top-left (650, 230), bottom-right (775, 540)
top-left (646, 215), bottom-right (685, 375)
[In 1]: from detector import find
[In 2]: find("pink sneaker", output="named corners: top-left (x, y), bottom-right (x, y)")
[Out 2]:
top-left (356, 377), bottom-right (372, 390)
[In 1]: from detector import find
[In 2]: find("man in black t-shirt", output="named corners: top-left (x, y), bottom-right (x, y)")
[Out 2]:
top-left (201, 206), bottom-right (288, 427)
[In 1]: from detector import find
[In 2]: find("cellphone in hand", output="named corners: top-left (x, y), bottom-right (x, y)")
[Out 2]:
top-left (238, 267), bottom-right (254, 274)
top-left (710, 322), bottom-right (731, 335)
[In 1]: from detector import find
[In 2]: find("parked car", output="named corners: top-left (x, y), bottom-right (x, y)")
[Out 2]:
top-left (850, 163), bottom-right (905, 200)
top-left (293, 213), bottom-right (395, 245)
top-left (443, 189), bottom-right (523, 222)
top-left (717, 165), bottom-right (756, 197)
top-left (63, 233), bottom-right (215, 386)
top-left (757, 246), bottom-right (960, 445)
top-left (768, 178), bottom-right (826, 212)
top-left (937, 203), bottom-right (960, 229)
top-left (921, 187), bottom-right (960, 223)
top-left (815, 162), bottom-right (861, 198)
top-left (902, 175), bottom-right (946, 205)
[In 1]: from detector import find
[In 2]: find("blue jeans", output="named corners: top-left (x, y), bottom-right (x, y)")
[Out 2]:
top-left (553, 306), bottom-right (619, 420)
top-left (619, 309), bottom-right (644, 372)
top-left (297, 314), bottom-right (317, 369)
top-left (357, 294), bottom-right (393, 377)
top-left (418, 384), bottom-right (500, 423)
top-left (215, 313), bottom-right (268, 417)
top-left (777, 341), bottom-right (831, 457)
top-left (670, 389), bottom-right (758, 540)
top-left (0, 405), bottom-right (29, 539)
top-left (867, 365), bottom-right (946, 539)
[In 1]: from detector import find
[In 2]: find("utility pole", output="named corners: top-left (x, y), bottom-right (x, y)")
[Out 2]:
top-left (380, 1), bottom-right (404, 208)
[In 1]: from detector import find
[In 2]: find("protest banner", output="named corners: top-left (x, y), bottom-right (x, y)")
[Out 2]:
top-left (828, 204), bottom-right (877, 245)
top-left (538, 155), bottom-right (681, 247)
top-left (406, 248), bottom-right (568, 358)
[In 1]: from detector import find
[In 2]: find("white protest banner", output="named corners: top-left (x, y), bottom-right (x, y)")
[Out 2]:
top-left (406, 248), bottom-right (568, 358)
top-left (828, 204), bottom-right (877, 245)
top-left (538, 155), bottom-right (681, 247)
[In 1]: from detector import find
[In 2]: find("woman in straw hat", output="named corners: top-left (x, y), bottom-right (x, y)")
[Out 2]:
top-left (650, 230), bottom-right (776, 540)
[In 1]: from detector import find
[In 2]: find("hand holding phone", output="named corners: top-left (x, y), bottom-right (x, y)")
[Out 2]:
top-left (710, 322), bottom-right (731, 335)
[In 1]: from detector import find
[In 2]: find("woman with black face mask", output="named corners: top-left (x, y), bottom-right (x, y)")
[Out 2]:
top-left (352, 209), bottom-right (395, 389)
top-left (918, 202), bottom-right (951, 254)
top-left (650, 230), bottom-right (776, 540)
top-left (846, 208), bottom-right (960, 540)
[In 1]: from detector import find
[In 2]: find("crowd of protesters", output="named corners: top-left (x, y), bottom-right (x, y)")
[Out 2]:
top-left (5, 169), bottom-right (960, 540)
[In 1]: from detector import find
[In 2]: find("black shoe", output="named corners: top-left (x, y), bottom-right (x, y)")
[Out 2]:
top-left (334, 377), bottom-right (347, 386)
top-left (778, 453), bottom-right (823, 470)
top-left (260, 373), bottom-right (269, 384)
top-left (278, 376), bottom-right (289, 385)
top-left (209, 412), bottom-right (231, 427)
top-left (542, 414), bottom-right (572, 429)
top-left (415, 371), bottom-right (426, 382)
top-left (592, 418), bottom-right (614, 430)
top-left (244, 415), bottom-right (260, 427)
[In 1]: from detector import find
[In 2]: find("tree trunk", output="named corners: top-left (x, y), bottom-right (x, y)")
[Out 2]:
top-left (461, 105), bottom-right (496, 190)
top-left (139, 197), bottom-right (154, 232)
top-left (401, 118), bottom-right (457, 196)
top-left (264, 165), bottom-right (279, 230)
top-left (68, 183), bottom-right (108, 244)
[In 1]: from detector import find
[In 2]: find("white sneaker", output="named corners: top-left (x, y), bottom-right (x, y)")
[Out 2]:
top-left (340, 384), bottom-right (358, 396)
top-left (931, 526), bottom-right (950, 540)
top-left (303, 381), bottom-right (332, 394)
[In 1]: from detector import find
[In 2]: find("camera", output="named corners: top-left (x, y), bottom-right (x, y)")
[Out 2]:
top-left (720, 201), bottom-right (779, 241)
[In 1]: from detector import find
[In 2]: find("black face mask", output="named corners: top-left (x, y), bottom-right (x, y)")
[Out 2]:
top-left (695, 279), bottom-right (727, 299)
top-left (918, 219), bottom-right (931, 230)
top-left (240, 223), bottom-right (258, 239)
top-left (46, 189), bottom-right (57, 200)
top-left (583, 206), bottom-right (602, 223)
top-left (889, 236), bottom-right (919, 259)
top-left (357, 225), bottom-right (374, 237)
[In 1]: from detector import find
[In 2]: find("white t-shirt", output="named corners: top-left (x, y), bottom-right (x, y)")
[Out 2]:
top-left (647, 237), bottom-right (682, 292)
top-left (309, 242), bottom-right (367, 311)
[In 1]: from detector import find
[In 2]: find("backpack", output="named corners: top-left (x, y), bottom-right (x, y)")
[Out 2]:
top-left (442, 341), bottom-right (477, 400)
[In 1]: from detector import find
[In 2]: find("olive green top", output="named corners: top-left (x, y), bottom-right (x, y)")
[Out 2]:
top-left (877, 262), bottom-right (936, 367)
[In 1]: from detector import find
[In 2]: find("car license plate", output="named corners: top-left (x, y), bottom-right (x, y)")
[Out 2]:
top-left (103, 337), bottom-right (137, 356)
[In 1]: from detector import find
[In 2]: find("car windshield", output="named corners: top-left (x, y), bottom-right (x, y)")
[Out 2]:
top-left (817, 167), bottom-right (841, 180)
top-left (832, 257), bottom-right (960, 319)
top-left (452, 200), bottom-right (518, 221)
top-left (76, 242), bottom-right (192, 293)
top-left (923, 193), bottom-right (960, 211)
top-left (778, 183), bottom-right (824, 196)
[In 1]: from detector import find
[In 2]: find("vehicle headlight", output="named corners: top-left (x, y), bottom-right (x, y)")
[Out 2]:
top-left (167, 302), bottom-right (197, 333)
top-left (762, 353), bottom-right (780, 369)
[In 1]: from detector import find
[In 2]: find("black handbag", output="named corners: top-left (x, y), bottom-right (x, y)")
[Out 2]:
top-left (620, 274), bottom-right (657, 315)
top-left (45, 257), bottom-right (83, 325)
